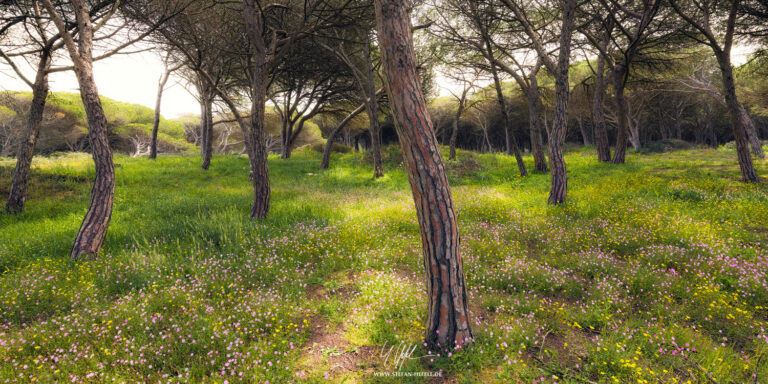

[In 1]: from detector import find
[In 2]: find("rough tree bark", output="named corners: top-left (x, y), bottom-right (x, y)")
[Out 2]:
top-left (42, 0), bottom-right (116, 259)
top-left (243, 0), bottom-right (271, 218)
top-left (5, 50), bottom-right (52, 213)
top-left (611, 64), bottom-right (629, 163)
top-left (739, 107), bottom-right (765, 158)
top-left (375, 0), bottom-right (473, 351)
top-left (547, 0), bottom-right (576, 204)
top-left (199, 81), bottom-right (215, 170)
top-left (720, 59), bottom-right (758, 181)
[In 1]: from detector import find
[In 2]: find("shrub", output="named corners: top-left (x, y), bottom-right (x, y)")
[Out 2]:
top-left (310, 142), bottom-right (352, 154)
top-left (638, 139), bottom-right (693, 154)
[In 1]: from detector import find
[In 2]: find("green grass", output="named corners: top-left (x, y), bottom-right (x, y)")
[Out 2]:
top-left (0, 146), bottom-right (767, 383)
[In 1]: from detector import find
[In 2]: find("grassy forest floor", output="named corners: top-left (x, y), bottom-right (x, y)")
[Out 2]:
top-left (1, 146), bottom-right (767, 383)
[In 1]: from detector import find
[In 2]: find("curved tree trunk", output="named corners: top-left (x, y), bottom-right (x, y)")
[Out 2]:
top-left (321, 102), bottom-right (366, 170)
top-left (6, 51), bottom-right (52, 214)
top-left (70, 68), bottom-right (116, 259)
top-left (527, 78), bottom-right (548, 172)
top-left (375, 0), bottom-right (472, 351)
top-left (611, 65), bottom-right (629, 164)
top-left (41, 0), bottom-right (116, 260)
top-left (592, 54), bottom-right (611, 162)
top-left (719, 58), bottom-right (758, 182)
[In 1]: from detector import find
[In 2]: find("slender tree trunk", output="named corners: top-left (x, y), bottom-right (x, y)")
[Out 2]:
top-left (243, 0), bottom-right (272, 218)
top-left (707, 103), bottom-right (717, 147)
top-left (490, 65), bottom-right (527, 176)
top-left (149, 67), bottom-right (172, 159)
top-left (449, 99), bottom-right (464, 161)
top-left (611, 65), bottom-right (629, 164)
top-left (199, 81), bottom-right (214, 170)
top-left (527, 77), bottom-right (548, 172)
top-left (578, 116), bottom-right (591, 145)
top-left (362, 42), bottom-right (384, 178)
top-left (375, 0), bottom-right (472, 351)
top-left (718, 55), bottom-right (757, 182)
top-left (6, 51), bottom-right (52, 214)
top-left (321, 103), bottom-right (366, 170)
top-left (593, 54), bottom-right (611, 162)
top-left (548, 0), bottom-right (576, 205)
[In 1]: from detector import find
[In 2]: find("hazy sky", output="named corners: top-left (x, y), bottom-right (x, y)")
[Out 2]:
top-left (0, 51), bottom-right (201, 118)
top-left (0, 46), bottom-right (757, 120)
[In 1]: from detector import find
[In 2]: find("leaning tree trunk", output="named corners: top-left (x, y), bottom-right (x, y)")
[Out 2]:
top-left (375, 0), bottom-right (473, 351)
top-left (719, 55), bottom-right (757, 182)
top-left (592, 54), bottom-right (611, 162)
top-left (611, 65), bottom-right (629, 164)
top-left (321, 103), bottom-right (366, 170)
top-left (6, 51), bottom-right (52, 214)
top-left (548, 0), bottom-right (576, 205)
top-left (41, 0), bottom-right (116, 259)
top-left (71, 62), bottom-right (115, 259)
top-left (490, 65), bottom-right (527, 176)
top-left (527, 77), bottom-right (548, 172)
top-left (149, 67), bottom-right (172, 159)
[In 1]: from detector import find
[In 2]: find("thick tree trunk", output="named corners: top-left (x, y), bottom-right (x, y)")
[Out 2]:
top-left (70, 67), bottom-right (116, 259)
top-left (548, 0), bottom-right (576, 205)
top-left (592, 54), bottom-right (611, 162)
top-left (6, 51), bottom-right (52, 214)
top-left (242, 1), bottom-right (272, 218)
top-left (718, 56), bottom-right (757, 182)
top-left (739, 107), bottom-right (765, 158)
top-left (527, 77), bottom-right (548, 172)
top-left (149, 68), bottom-right (172, 159)
top-left (375, 0), bottom-right (472, 351)
top-left (490, 65), bottom-right (527, 176)
top-left (41, 0), bottom-right (116, 259)
top-left (611, 65), bottom-right (629, 164)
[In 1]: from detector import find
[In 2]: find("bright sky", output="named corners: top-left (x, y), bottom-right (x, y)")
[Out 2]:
top-left (0, 46), bottom-right (757, 119)
top-left (0, 50), bottom-right (201, 118)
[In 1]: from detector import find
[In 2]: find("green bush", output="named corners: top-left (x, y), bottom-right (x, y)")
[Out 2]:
top-left (310, 141), bottom-right (352, 153)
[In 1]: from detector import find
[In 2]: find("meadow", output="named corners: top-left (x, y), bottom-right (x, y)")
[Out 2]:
top-left (0, 146), bottom-right (767, 383)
